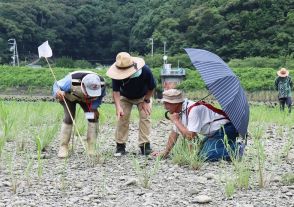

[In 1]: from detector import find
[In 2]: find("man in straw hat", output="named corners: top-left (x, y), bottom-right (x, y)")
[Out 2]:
top-left (107, 52), bottom-right (156, 156)
top-left (53, 71), bottom-right (106, 158)
top-left (153, 89), bottom-right (240, 161)
top-left (275, 67), bottom-right (293, 113)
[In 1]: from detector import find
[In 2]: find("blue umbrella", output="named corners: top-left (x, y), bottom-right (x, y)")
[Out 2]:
top-left (185, 48), bottom-right (249, 138)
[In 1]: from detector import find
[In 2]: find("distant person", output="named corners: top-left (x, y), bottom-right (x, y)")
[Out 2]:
top-left (53, 71), bottom-right (106, 158)
top-left (106, 52), bottom-right (156, 156)
top-left (275, 68), bottom-right (292, 113)
top-left (153, 89), bottom-right (239, 161)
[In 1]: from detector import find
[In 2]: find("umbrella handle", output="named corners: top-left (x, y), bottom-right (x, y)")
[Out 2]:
top-left (165, 111), bottom-right (170, 120)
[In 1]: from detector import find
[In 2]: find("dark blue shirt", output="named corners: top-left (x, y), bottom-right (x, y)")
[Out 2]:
top-left (112, 65), bottom-right (156, 99)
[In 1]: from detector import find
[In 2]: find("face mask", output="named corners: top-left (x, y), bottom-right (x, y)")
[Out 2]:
top-left (130, 69), bottom-right (142, 78)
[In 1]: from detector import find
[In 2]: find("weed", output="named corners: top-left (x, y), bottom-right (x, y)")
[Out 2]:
top-left (171, 138), bottom-right (205, 170)
top-left (132, 156), bottom-right (161, 188)
top-left (35, 135), bottom-right (43, 180)
top-left (281, 173), bottom-right (294, 185)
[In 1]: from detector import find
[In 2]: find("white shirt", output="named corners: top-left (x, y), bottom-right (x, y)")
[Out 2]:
top-left (173, 99), bottom-right (229, 136)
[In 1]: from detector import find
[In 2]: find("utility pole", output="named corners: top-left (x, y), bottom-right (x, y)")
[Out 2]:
top-left (163, 41), bottom-right (167, 64)
top-left (149, 38), bottom-right (154, 57)
top-left (8, 38), bottom-right (19, 66)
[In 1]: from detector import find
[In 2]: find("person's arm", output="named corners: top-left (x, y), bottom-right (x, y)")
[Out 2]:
top-left (139, 89), bottom-right (154, 115)
top-left (289, 77), bottom-right (293, 89)
top-left (152, 130), bottom-right (179, 159)
top-left (170, 113), bottom-right (197, 140)
top-left (52, 75), bottom-right (72, 101)
top-left (113, 91), bottom-right (124, 118)
top-left (274, 78), bottom-right (279, 91)
top-left (140, 66), bottom-right (156, 115)
top-left (162, 131), bottom-right (179, 158)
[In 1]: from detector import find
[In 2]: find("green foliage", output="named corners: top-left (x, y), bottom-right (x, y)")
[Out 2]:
top-left (229, 56), bottom-right (294, 69)
top-left (171, 138), bottom-right (205, 170)
top-left (55, 57), bottom-right (75, 68)
top-left (132, 156), bottom-right (161, 188)
top-left (74, 60), bottom-right (93, 69)
top-left (0, 0), bottom-right (293, 64)
top-left (282, 173), bottom-right (294, 185)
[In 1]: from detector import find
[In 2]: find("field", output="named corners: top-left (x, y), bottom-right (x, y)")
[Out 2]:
top-left (0, 101), bottom-right (293, 207)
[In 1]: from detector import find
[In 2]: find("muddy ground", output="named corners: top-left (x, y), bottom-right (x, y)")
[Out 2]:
top-left (0, 117), bottom-right (293, 207)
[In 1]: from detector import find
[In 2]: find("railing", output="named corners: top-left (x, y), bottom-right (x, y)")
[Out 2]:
top-left (160, 68), bottom-right (186, 76)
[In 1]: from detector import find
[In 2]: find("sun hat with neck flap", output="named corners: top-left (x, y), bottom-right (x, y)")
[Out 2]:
top-left (106, 52), bottom-right (145, 80)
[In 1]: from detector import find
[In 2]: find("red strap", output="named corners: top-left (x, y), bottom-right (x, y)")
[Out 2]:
top-left (84, 94), bottom-right (93, 112)
top-left (187, 101), bottom-right (229, 120)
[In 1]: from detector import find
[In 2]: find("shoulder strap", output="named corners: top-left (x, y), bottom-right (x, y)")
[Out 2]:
top-left (187, 101), bottom-right (229, 120)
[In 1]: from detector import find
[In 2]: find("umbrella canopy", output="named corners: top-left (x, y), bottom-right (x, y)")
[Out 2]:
top-left (185, 48), bottom-right (249, 137)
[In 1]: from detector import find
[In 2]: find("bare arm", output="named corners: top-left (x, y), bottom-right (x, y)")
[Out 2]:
top-left (170, 113), bottom-right (197, 140)
top-left (113, 91), bottom-right (124, 118)
top-left (144, 89), bottom-right (154, 101)
top-left (162, 131), bottom-right (179, 158)
top-left (139, 89), bottom-right (155, 115)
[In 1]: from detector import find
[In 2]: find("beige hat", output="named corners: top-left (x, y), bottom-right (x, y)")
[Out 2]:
top-left (162, 89), bottom-right (184, 103)
top-left (277, 68), bottom-right (289, 77)
top-left (107, 52), bottom-right (145, 80)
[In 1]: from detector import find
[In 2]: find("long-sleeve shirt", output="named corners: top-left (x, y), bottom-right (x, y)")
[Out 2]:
top-left (53, 74), bottom-right (105, 109)
top-left (274, 76), bottom-right (293, 98)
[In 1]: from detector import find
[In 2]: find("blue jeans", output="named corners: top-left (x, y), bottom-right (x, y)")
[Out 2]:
top-left (199, 122), bottom-right (239, 162)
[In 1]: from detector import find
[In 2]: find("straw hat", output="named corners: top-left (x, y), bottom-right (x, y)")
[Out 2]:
top-left (81, 74), bottom-right (102, 97)
top-left (162, 89), bottom-right (184, 104)
top-left (277, 68), bottom-right (289, 77)
top-left (107, 52), bottom-right (145, 80)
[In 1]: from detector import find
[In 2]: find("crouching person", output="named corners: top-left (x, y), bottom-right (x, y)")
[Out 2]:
top-left (53, 71), bottom-right (106, 158)
top-left (153, 89), bottom-right (239, 161)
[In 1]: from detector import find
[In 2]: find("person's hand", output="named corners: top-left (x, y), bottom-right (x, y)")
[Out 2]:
top-left (116, 105), bottom-right (124, 120)
top-left (139, 102), bottom-right (151, 116)
top-left (169, 113), bottom-right (180, 123)
top-left (151, 151), bottom-right (168, 159)
top-left (94, 110), bottom-right (99, 119)
top-left (56, 90), bottom-right (65, 101)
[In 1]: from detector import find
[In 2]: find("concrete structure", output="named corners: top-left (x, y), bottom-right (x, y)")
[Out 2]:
top-left (160, 63), bottom-right (186, 90)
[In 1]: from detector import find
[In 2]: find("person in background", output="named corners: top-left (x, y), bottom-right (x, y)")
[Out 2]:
top-left (153, 89), bottom-right (239, 161)
top-left (53, 71), bottom-right (106, 158)
top-left (275, 68), bottom-right (292, 113)
top-left (106, 52), bottom-right (156, 156)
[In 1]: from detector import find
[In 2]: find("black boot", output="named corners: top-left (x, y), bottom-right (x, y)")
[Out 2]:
top-left (114, 143), bottom-right (127, 157)
top-left (139, 142), bottom-right (152, 155)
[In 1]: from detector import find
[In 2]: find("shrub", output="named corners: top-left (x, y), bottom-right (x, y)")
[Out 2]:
top-left (55, 57), bottom-right (75, 68)
top-left (74, 60), bottom-right (93, 69)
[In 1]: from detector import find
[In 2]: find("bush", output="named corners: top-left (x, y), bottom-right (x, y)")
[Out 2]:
top-left (73, 60), bottom-right (93, 69)
top-left (144, 53), bottom-right (192, 68)
top-left (55, 57), bottom-right (75, 68)
top-left (229, 56), bottom-right (294, 69)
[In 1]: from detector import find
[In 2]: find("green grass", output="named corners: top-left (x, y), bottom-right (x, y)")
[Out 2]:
top-left (0, 65), bottom-right (290, 93)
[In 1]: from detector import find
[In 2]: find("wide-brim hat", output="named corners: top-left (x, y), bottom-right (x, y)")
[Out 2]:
top-left (81, 74), bottom-right (102, 97)
top-left (107, 52), bottom-right (145, 80)
top-left (161, 89), bottom-right (184, 104)
top-left (277, 68), bottom-right (289, 77)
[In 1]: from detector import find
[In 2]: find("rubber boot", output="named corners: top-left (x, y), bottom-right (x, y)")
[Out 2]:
top-left (87, 122), bottom-right (97, 156)
top-left (58, 123), bottom-right (72, 158)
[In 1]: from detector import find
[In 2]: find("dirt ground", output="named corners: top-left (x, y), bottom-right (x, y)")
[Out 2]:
top-left (0, 118), bottom-right (293, 207)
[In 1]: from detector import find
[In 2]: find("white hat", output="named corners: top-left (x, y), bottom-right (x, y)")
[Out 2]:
top-left (106, 52), bottom-right (145, 80)
top-left (81, 74), bottom-right (101, 97)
